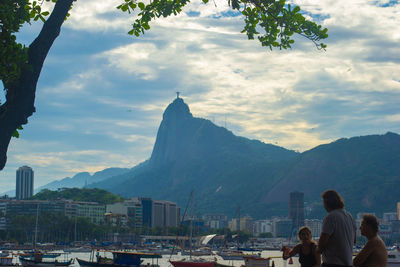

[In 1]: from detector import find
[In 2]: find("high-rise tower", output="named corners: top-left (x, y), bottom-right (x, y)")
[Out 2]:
top-left (16, 166), bottom-right (34, 200)
top-left (288, 191), bottom-right (304, 230)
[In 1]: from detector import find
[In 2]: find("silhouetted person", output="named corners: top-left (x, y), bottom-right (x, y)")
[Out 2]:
top-left (353, 214), bottom-right (387, 267)
top-left (282, 226), bottom-right (321, 267)
top-left (317, 189), bottom-right (356, 267)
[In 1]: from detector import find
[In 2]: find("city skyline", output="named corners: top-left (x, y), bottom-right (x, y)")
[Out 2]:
top-left (0, 0), bottom-right (399, 192)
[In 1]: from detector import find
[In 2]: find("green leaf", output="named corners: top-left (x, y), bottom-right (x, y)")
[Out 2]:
top-left (121, 4), bottom-right (128, 11)
top-left (12, 131), bottom-right (20, 138)
top-left (138, 2), bottom-right (145, 10)
top-left (232, 0), bottom-right (240, 10)
top-left (41, 11), bottom-right (50, 16)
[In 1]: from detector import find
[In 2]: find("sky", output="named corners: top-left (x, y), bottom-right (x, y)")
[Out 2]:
top-left (1, 0), bottom-right (399, 193)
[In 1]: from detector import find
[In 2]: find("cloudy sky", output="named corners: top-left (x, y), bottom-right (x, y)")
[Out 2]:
top-left (1, 0), bottom-right (399, 193)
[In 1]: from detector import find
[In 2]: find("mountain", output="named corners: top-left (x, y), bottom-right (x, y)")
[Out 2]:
top-left (89, 97), bottom-right (299, 217)
top-left (36, 167), bottom-right (130, 192)
top-left (36, 97), bottom-right (400, 219)
top-left (263, 132), bottom-right (400, 217)
top-left (149, 98), bottom-right (296, 167)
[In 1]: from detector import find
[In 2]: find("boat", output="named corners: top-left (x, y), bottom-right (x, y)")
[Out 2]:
top-left (170, 192), bottom-right (230, 267)
top-left (63, 247), bottom-right (92, 253)
top-left (170, 259), bottom-right (232, 267)
top-left (216, 250), bottom-right (244, 260)
top-left (237, 248), bottom-right (261, 252)
top-left (241, 255), bottom-right (270, 267)
top-left (181, 248), bottom-right (213, 257)
top-left (19, 255), bottom-right (73, 267)
top-left (76, 251), bottom-right (161, 267)
top-left (19, 252), bottom-right (61, 259)
top-left (388, 248), bottom-right (400, 267)
top-left (0, 256), bottom-right (13, 266)
top-left (0, 252), bottom-right (9, 257)
top-left (151, 248), bottom-right (178, 255)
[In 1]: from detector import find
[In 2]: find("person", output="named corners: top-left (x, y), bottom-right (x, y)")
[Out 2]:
top-left (353, 214), bottom-right (387, 267)
top-left (282, 226), bottom-right (321, 267)
top-left (317, 189), bottom-right (357, 267)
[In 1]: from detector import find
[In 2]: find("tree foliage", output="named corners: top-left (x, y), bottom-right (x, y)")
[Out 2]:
top-left (3, 212), bottom-right (109, 242)
top-left (117, 0), bottom-right (328, 50)
top-left (32, 187), bottom-right (124, 204)
top-left (0, 0), bottom-right (327, 171)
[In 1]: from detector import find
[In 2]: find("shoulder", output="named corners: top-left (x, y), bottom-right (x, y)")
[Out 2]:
top-left (323, 210), bottom-right (340, 222)
top-left (343, 209), bottom-right (355, 218)
top-left (372, 236), bottom-right (387, 247)
top-left (323, 211), bottom-right (335, 221)
top-left (294, 244), bottom-right (302, 250)
top-left (310, 242), bottom-right (317, 250)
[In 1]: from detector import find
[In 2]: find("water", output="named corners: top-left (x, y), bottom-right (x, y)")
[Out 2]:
top-left (11, 250), bottom-right (300, 267)
top-left (70, 250), bottom-right (299, 267)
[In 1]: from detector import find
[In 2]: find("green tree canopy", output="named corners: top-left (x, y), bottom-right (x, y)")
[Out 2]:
top-left (32, 187), bottom-right (124, 204)
top-left (0, 0), bottom-right (327, 170)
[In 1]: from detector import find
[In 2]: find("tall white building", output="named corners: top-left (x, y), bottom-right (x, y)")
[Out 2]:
top-left (16, 166), bottom-right (34, 200)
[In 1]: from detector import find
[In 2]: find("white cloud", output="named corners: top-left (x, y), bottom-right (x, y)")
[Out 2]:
top-left (2, 0), bottom-right (399, 192)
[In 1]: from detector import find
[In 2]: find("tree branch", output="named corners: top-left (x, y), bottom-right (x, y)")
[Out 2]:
top-left (0, 0), bottom-right (74, 170)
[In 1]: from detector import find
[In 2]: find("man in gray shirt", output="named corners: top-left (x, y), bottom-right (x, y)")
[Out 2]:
top-left (318, 189), bottom-right (357, 267)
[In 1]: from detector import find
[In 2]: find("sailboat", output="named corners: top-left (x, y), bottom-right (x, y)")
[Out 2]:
top-left (19, 254), bottom-right (73, 267)
top-left (169, 192), bottom-right (230, 267)
top-left (19, 204), bottom-right (73, 267)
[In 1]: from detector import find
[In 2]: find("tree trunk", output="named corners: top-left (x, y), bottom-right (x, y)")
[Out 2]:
top-left (0, 0), bottom-right (74, 170)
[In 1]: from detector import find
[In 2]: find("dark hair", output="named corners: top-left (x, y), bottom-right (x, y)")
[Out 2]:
top-left (321, 189), bottom-right (344, 210)
top-left (298, 226), bottom-right (312, 238)
top-left (363, 214), bottom-right (379, 234)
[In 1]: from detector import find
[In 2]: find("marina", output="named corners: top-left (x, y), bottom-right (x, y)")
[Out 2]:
top-left (0, 249), bottom-right (296, 267)
top-left (1, 245), bottom-right (400, 267)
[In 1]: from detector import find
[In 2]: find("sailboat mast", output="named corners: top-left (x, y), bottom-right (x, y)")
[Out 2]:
top-left (189, 191), bottom-right (194, 259)
top-left (237, 206), bottom-right (240, 231)
top-left (34, 203), bottom-right (39, 250)
top-left (237, 205), bottom-right (240, 248)
top-left (74, 214), bottom-right (77, 243)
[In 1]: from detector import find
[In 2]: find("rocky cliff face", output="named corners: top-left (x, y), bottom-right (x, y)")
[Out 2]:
top-left (149, 97), bottom-right (194, 166)
top-left (149, 97), bottom-right (297, 168)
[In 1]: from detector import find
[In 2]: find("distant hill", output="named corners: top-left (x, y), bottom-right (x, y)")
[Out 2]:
top-left (36, 167), bottom-right (130, 192)
top-left (263, 132), bottom-right (400, 217)
top-left (32, 187), bottom-right (124, 204)
top-left (33, 97), bottom-right (400, 219)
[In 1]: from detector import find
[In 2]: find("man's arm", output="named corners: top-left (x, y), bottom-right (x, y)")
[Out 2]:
top-left (353, 241), bottom-right (373, 267)
top-left (317, 233), bottom-right (330, 254)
